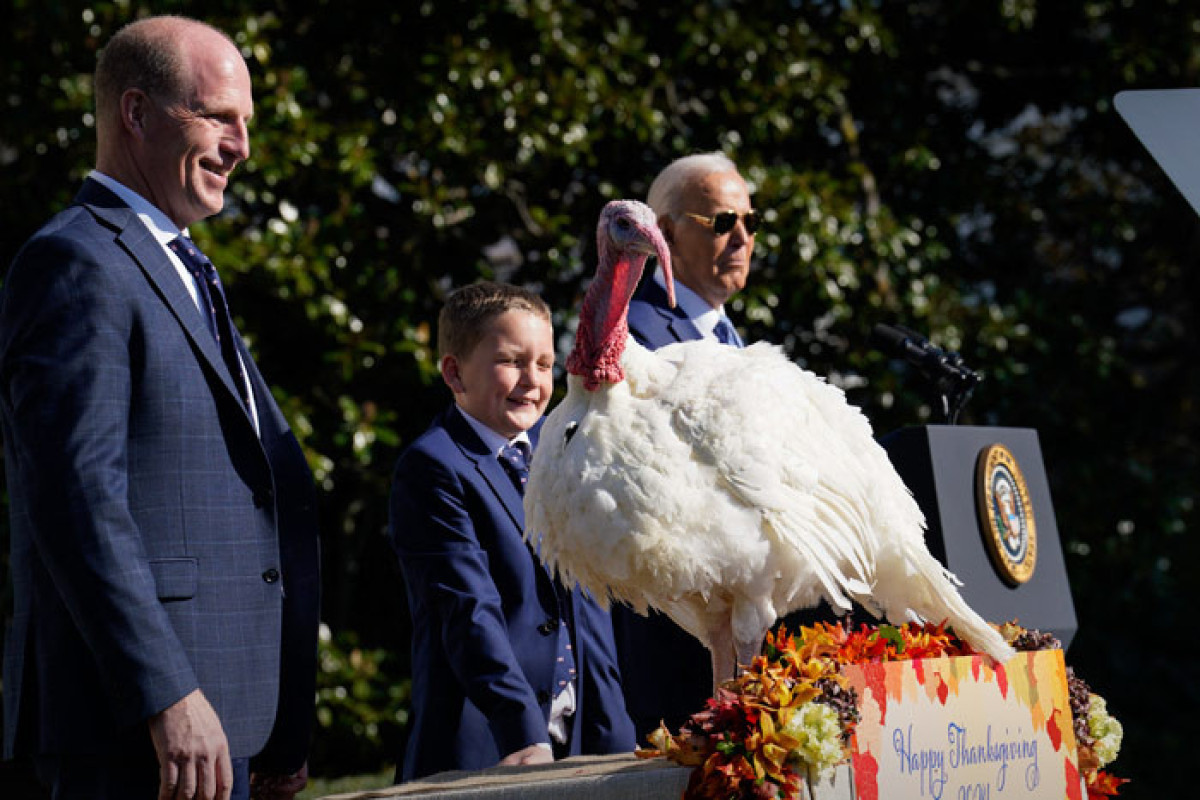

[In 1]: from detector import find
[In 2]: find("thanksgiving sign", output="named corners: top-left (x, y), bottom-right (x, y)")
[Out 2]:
top-left (844, 650), bottom-right (1082, 800)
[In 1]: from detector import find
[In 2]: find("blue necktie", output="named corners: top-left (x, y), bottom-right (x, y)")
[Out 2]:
top-left (169, 236), bottom-right (252, 410)
top-left (499, 440), bottom-right (531, 494)
top-left (714, 315), bottom-right (743, 347)
top-left (552, 617), bottom-right (576, 701)
top-left (500, 441), bottom-right (576, 701)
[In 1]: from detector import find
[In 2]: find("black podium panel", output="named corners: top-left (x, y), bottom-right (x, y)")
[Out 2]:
top-left (881, 425), bottom-right (1078, 650)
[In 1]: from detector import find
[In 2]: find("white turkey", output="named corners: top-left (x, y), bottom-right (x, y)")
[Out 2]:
top-left (524, 199), bottom-right (1015, 687)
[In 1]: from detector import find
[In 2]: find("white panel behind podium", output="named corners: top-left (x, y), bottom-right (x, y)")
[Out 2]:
top-left (1115, 88), bottom-right (1200, 218)
top-left (880, 425), bottom-right (1078, 649)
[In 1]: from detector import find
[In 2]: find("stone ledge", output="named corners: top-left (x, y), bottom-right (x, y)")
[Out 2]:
top-left (319, 753), bottom-right (854, 800)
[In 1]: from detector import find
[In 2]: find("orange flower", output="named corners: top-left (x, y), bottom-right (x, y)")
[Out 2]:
top-left (1086, 770), bottom-right (1130, 798)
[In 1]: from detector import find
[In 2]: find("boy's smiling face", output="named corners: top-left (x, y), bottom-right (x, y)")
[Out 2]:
top-left (443, 309), bottom-right (555, 439)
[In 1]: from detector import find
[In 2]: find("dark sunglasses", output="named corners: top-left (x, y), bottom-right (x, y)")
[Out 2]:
top-left (684, 209), bottom-right (762, 235)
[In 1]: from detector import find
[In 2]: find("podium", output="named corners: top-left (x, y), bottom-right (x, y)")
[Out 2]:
top-left (881, 425), bottom-right (1078, 649)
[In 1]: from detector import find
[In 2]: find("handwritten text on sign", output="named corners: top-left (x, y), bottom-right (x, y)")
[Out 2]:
top-left (843, 651), bottom-right (1082, 800)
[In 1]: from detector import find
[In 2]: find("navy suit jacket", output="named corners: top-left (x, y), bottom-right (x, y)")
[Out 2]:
top-left (0, 179), bottom-right (320, 772)
top-left (614, 274), bottom-right (723, 740)
top-left (388, 405), bottom-right (635, 780)
top-left (627, 274), bottom-right (706, 348)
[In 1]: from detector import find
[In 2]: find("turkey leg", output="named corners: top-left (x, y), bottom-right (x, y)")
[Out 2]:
top-left (708, 617), bottom-right (736, 694)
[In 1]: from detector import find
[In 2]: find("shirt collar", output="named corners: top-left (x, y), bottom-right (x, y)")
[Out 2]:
top-left (89, 170), bottom-right (187, 246)
top-left (455, 405), bottom-right (532, 458)
top-left (652, 264), bottom-right (728, 339)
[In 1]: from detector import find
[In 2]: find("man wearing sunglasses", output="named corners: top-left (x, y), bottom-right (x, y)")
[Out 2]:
top-left (616, 151), bottom-right (760, 740)
top-left (626, 151), bottom-right (758, 351)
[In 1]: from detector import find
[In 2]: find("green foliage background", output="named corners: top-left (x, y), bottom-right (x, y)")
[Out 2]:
top-left (3, 0), bottom-right (1197, 794)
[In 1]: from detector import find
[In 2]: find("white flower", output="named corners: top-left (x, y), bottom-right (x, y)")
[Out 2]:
top-left (1087, 694), bottom-right (1123, 768)
top-left (782, 702), bottom-right (844, 778)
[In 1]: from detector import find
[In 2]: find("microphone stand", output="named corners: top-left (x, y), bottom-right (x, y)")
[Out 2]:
top-left (931, 350), bottom-right (982, 425)
top-left (872, 324), bottom-right (983, 425)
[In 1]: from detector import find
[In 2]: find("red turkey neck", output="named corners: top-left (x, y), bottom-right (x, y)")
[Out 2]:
top-left (566, 249), bottom-right (649, 391)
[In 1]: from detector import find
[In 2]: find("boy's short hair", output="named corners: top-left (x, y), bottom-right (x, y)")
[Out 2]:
top-left (438, 281), bottom-right (551, 361)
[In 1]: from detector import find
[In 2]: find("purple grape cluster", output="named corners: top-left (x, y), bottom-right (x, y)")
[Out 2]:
top-left (814, 678), bottom-right (860, 746)
top-left (1009, 627), bottom-right (1062, 652)
top-left (1066, 666), bottom-right (1094, 745)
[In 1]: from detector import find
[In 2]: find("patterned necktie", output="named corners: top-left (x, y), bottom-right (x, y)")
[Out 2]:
top-left (552, 616), bottom-right (576, 705)
top-left (499, 440), bottom-right (531, 495)
top-left (714, 315), bottom-right (743, 348)
top-left (169, 236), bottom-right (252, 410)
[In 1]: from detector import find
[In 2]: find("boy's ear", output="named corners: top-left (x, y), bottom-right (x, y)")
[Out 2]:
top-left (440, 354), bottom-right (465, 395)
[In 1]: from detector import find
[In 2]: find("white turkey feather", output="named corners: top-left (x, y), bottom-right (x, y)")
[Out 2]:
top-left (526, 335), bottom-right (1014, 662)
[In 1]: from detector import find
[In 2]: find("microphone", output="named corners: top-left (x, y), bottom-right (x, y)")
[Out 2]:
top-left (871, 323), bottom-right (982, 418)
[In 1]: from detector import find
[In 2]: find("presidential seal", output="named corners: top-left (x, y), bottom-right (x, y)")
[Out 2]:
top-left (975, 443), bottom-right (1037, 586)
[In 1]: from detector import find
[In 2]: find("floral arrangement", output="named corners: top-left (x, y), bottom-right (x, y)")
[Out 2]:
top-left (993, 621), bottom-right (1127, 797)
top-left (640, 620), bottom-right (1126, 800)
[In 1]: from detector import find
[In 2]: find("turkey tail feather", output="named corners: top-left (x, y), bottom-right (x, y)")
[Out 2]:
top-left (870, 545), bottom-right (1016, 662)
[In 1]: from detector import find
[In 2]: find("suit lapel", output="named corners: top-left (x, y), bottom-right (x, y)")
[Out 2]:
top-left (239, 337), bottom-right (281, 439)
top-left (482, 456), bottom-right (526, 533)
top-left (76, 180), bottom-right (257, 430)
top-left (444, 408), bottom-right (527, 532)
top-left (666, 313), bottom-right (703, 344)
top-left (637, 275), bottom-right (703, 343)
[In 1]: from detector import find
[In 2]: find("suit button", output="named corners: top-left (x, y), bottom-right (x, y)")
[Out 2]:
top-left (537, 619), bottom-right (557, 636)
top-left (536, 690), bottom-right (551, 704)
top-left (253, 489), bottom-right (274, 508)
top-left (262, 568), bottom-right (280, 584)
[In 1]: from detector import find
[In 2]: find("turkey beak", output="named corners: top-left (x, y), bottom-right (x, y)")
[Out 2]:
top-left (656, 234), bottom-right (675, 309)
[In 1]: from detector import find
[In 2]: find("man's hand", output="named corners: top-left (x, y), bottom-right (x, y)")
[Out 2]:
top-left (149, 689), bottom-right (233, 800)
top-left (498, 743), bottom-right (554, 767)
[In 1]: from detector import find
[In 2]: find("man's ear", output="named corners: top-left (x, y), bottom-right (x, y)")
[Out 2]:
top-left (440, 354), bottom-right (465, 395)
top-left (658, 215), bottom-right (675, 245)
top-left (120, 88), bottom-right (152, 141)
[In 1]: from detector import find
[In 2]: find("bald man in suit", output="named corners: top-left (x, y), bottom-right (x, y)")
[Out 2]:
top-left (0, 17), bottom-right (319, 800)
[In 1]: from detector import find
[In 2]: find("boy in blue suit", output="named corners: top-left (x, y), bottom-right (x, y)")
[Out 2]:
top-left (388, 282), bottom-right (635, 781)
